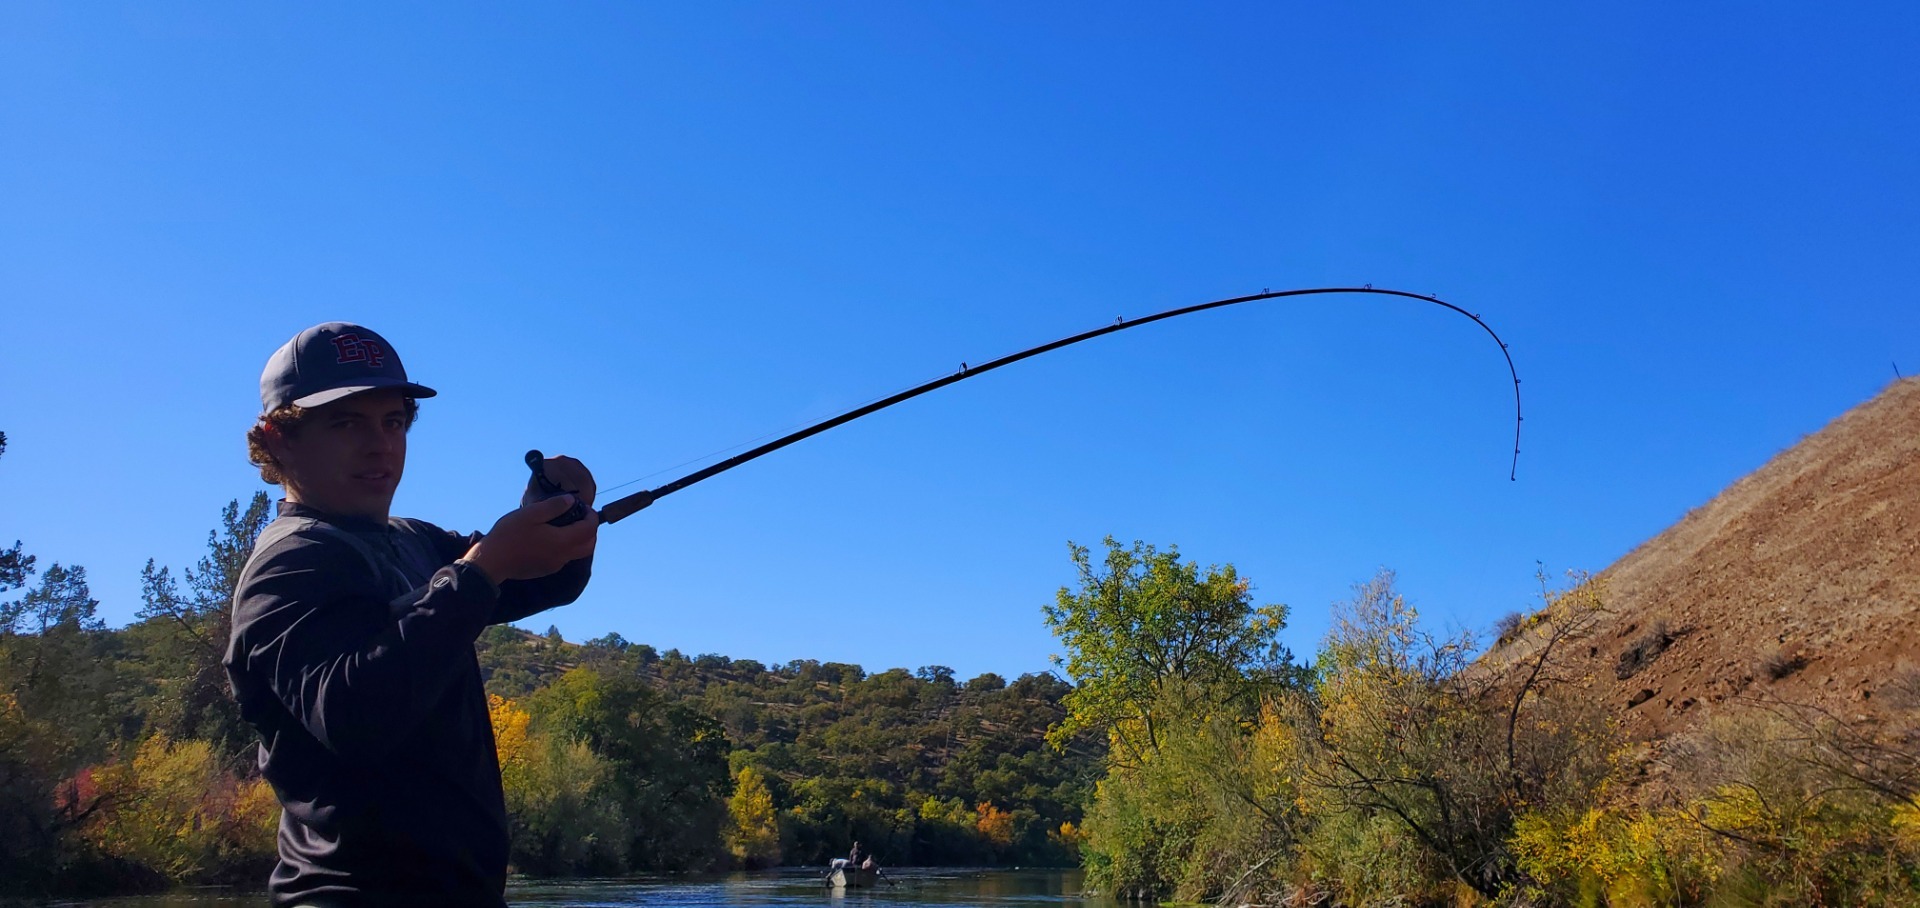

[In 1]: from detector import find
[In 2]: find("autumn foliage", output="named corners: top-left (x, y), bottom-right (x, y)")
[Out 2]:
top-left (1047, 541), bottom-right (1920, 906)
top-left (727, 765), bottom-right (782, 868)
top-left (79, 734), bottom-right (277, 883)
top-left (0, 482), bottom-right (1096, 898)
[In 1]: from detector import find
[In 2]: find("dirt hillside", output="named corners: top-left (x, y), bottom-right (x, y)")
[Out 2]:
top-left (1499, 377), bottom-right (1920, 740)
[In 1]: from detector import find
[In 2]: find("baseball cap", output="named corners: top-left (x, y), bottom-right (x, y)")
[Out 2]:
top-left (260, 322), bottom-right (439, 412)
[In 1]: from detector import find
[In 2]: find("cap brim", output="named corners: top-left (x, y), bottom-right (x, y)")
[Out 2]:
top-left (292, 379), bottom-right (439, 409)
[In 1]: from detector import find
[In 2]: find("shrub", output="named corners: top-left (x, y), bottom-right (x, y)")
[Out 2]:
top-left (1759, 647), bottom-right (1808, 681)
top-left (504, 732), bottom-right (627, 876)
top-left (1511, 805), bottom-right (1720, 907)
top-left (1614, 619), bottom-right (1677, 681)
top-left (1494, 610), bottom-right (1528, 646)
top-left (80, 734), bottom-right (274, 883)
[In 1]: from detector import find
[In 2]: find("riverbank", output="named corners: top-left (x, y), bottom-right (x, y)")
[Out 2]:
top-left (36, 867), bottom-right (1099, 908)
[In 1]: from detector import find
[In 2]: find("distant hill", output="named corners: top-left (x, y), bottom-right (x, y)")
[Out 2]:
top-left (473, 627), bottom-right (1103, 866)
top-left (1491, 377), bottom-right (1920, 740)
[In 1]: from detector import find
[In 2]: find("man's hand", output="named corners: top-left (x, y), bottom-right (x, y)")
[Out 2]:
top-left (523, 454), bottom-right (596, 509)
top-left (462, 496), bottom-right (598, 584)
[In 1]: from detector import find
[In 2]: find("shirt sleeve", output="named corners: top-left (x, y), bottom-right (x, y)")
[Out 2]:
top-left (229, 530), bottom-right (502, 764)
top-left (495, 554), bottom-right (593, 625)
top-left (437, 527), bottom-right (594, 626)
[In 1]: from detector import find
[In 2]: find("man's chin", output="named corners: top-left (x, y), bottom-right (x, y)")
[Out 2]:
top-left (323, 489), bottom-right (398, 521)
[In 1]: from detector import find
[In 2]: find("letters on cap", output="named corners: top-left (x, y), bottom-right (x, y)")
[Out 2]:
top-left (260, 322), bottom-right (438, 412)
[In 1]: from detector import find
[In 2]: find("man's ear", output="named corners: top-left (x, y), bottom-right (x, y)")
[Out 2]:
top-left (262, 424), bottom-right (296, 473)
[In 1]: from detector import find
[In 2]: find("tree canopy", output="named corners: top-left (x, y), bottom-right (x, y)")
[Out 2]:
top-left (1043, 536), bottom-right (1296, 758)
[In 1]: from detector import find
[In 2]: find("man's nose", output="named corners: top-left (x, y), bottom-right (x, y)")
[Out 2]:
top-left (368, 426), bottom-right (399, 454)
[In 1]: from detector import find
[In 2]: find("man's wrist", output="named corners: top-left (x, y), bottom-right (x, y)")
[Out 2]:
top-left (456, 550), bottom-right (502, 590)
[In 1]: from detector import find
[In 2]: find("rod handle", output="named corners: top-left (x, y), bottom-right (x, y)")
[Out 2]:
top-left (597, 489), bottom-right (656, 525)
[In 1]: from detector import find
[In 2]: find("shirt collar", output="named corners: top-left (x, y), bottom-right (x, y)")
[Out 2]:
top-left (277, 499), bottom-right (390, 533)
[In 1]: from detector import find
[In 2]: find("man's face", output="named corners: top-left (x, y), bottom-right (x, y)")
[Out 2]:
top-left (268, 388), bottom-right (410, 520)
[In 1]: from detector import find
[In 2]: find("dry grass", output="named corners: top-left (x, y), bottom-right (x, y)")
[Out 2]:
top-left (1484, 377), bottom-right (1920, 740)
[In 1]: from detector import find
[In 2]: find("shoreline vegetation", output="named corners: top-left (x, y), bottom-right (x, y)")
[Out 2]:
top-left (3, 478), bottom-right (1916, 903)
top-left (0, 483), bottom-right (1099, 900)
top-left (1050, 539), bottom-right (1920, 906)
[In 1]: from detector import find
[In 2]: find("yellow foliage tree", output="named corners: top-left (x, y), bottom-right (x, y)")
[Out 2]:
top-left (919, 794), bottom-right (972, 828)
top-left (82, 734), bottom-right (275, 880)
top-left (976, 801), bottom-right (1015, 848)
top-left (229, 775), bottom-right (281, 854)
top-left (489, 693), bottom-right (532, 789)
top-left (726, 765), bottom-right (782, 868)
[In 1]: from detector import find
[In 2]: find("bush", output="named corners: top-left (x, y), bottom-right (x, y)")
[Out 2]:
top-left (1511, 805), bottom-right (1720, 907)
top-left (1513, 711), bottom-right (1920, 906)
top-left (505, 732), bottom-right (627, 876)
top-left (1759, 647), bottom-right (1807, 681)
top-left (80, 734), bottom-right (275, 884)
top-left (1614, 619), bottom-right (1677, 681)
top-left (1494, 610), bottom-right (1528, 646)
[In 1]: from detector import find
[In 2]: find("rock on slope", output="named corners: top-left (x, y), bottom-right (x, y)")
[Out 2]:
top-left (1501, 377), bottom-right (1920, 740)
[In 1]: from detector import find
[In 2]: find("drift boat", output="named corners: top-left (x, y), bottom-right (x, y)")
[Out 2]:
top-left (826, 858), bottom-right (881, 888)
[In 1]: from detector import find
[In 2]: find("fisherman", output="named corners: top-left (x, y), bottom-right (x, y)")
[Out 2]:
top-left (224, 322), bottom-right (600, 908)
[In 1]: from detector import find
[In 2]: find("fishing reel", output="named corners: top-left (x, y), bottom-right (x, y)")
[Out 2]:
top-left (524, 450), bottom-right (592, 527)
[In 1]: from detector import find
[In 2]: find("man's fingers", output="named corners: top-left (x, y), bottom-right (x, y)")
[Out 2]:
top-left (524, 494), bottom-right (576, 521)
top-left (545, 513), bottom-right (598, 561)
top-left (559, 518), bottom-right (599, 558)
top-left (543, 455), bottom-right (597, 505)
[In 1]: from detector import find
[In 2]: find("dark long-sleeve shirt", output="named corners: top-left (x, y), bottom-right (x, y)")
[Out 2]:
top-left (224, 500), bottom-right (590, 908)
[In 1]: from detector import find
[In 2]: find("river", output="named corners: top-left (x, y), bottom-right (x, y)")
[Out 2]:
top-left (48, 868), bottom-right (1106, 908)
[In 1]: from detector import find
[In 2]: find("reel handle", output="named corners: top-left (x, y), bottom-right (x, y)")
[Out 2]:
top-left (524, 449), bottom-right (591, 527)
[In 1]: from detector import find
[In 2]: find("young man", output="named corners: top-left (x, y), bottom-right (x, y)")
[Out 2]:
top-left (224, 322), bottom-right (600, 907)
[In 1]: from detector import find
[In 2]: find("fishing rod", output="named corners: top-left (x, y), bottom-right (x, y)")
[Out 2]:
top-left (527, 286), bottom-right (1523, 527)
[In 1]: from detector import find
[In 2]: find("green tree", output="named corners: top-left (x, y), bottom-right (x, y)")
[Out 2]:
top-left (1, 563), bottom-right (121, 765)
top-left (135, 493), bottom-right (272, 768)
top-left (0, 431), bottom-right (39, 640)
top-left (525, 667), bottom-right (733, 870)
top-left (1043, 537), bottom-right (1296, 760)
top-left (504, 732), bottom-right (627, 875)
top-left (0, 558), bottom-right (133, 896)
top-left (0, 435), bottom-right (28, 606)
top-left (1045, 538), bottom-right (1303, 899)
top-left (0, 429), bottom-right (62, 894)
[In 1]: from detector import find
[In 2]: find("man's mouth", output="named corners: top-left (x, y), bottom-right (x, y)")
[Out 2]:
top-left (352, 470), bottom-right (394, 482)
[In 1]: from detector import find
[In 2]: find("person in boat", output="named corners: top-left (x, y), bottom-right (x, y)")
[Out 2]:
top-left (224, 322), bottom-right (599, 908)
top-left (848, 841), bottom-right (863, 867)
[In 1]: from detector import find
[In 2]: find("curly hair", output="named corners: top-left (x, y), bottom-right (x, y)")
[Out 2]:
top-left (246, 398), bottom-right (421, 485)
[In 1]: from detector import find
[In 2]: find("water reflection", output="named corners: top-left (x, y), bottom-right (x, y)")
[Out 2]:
top-left (49, 869), bottom-right (1104, 908)
top-left (511, 869), bottom-right (1098, 908)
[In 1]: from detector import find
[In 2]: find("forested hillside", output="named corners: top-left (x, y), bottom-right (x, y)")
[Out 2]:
top-left (474, 626), bottom-right (1100, 872)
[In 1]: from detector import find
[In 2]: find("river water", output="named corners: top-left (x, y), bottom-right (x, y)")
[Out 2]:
top-left (50, 868), bottom-right (1106, 908)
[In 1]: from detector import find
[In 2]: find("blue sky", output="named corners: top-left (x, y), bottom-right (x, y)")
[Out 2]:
top-left (3, 3), bottom-right (1916, 680)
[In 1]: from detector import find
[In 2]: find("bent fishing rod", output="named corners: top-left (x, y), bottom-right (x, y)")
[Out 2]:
top-left (527, 286), bottom-right (1523, 527)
